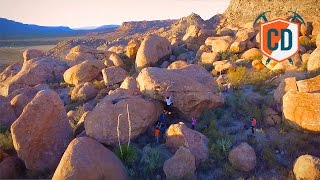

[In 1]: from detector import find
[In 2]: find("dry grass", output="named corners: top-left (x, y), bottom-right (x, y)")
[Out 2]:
top-left (0, 45), bottom-right (55, 72)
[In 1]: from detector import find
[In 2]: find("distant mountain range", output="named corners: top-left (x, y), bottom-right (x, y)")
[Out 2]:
top-left (0, 18), bottom-right (119, 40)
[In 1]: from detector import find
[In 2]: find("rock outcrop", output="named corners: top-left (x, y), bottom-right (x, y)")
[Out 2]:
top-left (307, 48), bottom-right (320, 71)
top-left (283, 90), bottom-right (320, 132)
top-left (84, 91), bottom-right (162, 145)
top-left (126, 39), bottom-right (141, 59)
top-left (135, 34), bottom-right (172, 71)
top-left (71, 82), bottom-right (98, 101)
top-left (293, 155), bottom-right (320, 180)
top-left (63, 60), bottom-right (105, 85)
top-left (0, 95), bottom-right (16, 128)
top-left (163, 146), bottom-right (196, 179)
top-left (65, 45), bottom-right (100, 66)
top-left (0, 58), bottom-right (67, 96)
top-left (228, 142), bottom-right (256, 172)
top-left (165, 122), bottom-right (209, 165)
top-left (167, 60), bottom-right (189, 70)
top-left (52, 137), bottom-right (128, 180)
top-left (296, 75), bottom-right (320, 93)
top-left (11, 89), bottom-right (73, 171)
top-left (22, 49), bottom-right (45, 62)
top-left (102, 67), bottom-right (128, 86)
top-left (136, 65), bottom-right (223, 117)
top-left (273, 77), bottom-right (298, 104)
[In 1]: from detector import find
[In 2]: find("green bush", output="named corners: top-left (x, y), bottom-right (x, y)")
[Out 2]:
top-left (0, 124), bottom-right (7, 134)
top-left (219, 51), bottom-right (239, 62)
top-left (226, 67), bottom-right (274, 88)
top-left (115, 144), bottom-right (138, 166)
top-left (0, 131), bottom-right (14, 150)
top-left (225, 90), bottom-right (262, 121)
top-left (216, 138), bottom-right (232, 155)
top-left (262, 146), bottom-right (277, 168)
top-left (140, 145), bottom-right (168, 175)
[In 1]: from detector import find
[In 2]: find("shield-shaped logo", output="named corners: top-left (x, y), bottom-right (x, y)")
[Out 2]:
top-left (260, 18), bottom-right (299, 62)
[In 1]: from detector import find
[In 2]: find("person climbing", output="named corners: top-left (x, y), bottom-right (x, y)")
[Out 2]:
top-left (154, 127), bottom-right (160, 144)
top-left (191, 117), bottom-right (197, 130)
top-left (251, 117), bottom-right (257, 134)
top-left (164, 95), bottom-right (173, 114)
top-left (159, 123), bottom-right (166, 139)
top-left (159, 111), bottom-right (166, 123)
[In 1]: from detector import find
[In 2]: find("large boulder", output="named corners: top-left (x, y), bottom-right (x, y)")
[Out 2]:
top-left (108, 53), bottom-right (124, 67)
top-left (0, 156), bottom-right (23, 179)
top-left (241, 48), bottom-right (262, 60)
top-left (283, 90), bottom-right (320, 132)
top-left (199, 52), bottom-right (220, 65)
top-left (165, 122), bottom-right (209, 165)
top-left (273, 77), bottom-right (298, 104)
top-left (0, 58), bottom-right (67, 96)
top-left (71, 82), bottom-right (98, 101)
top-left (11, 89), bottom-right (73, 171)
top-left (0, 96), bottom-right (16, 128)
top-left (252, 60), bottom-right (265, 70)
top-left (136, 65), bottom-right (223, 117)
top-left (102, 67), bottom-right (128, 86)
top-left (262, 108), bottom-right (281, 126)
top-left (10, 94), bottom-right (31, 117)
top-left (293, 155), bottom-right (320, 180)
top-left (0, 63), bottom-right (22, 82)
top-left (228, 142), bottom-right (256, 172)
top-left (120, 77), bottom-right (140, 95)
top-left (183, 25), bottom-right (214, 50)
top-left (307, 48), bottom-right (320, 71)
top-left (163, 146), bottom-right (196, 179)
top-left (297, 75), bottom-right (320, 93)
top-left (135, 34), bottom-right (172, 71)
top-left (52, 137), bottom-right (128, 180)
top-left (126, 39), bottom-right (141, 59)
top-left (167, 60), bottom-right (189, 70)
top-left (84, 91), bottom-right (162, 145)
top-left (63, 60), bottom-right (105, 85)
top-left (213, 60), bottom-right (236, 73)
top-left (205, 36), bottom-right (234, 53)
top-left (23, 49), bottom-right (45, 62)
top-left (65, 45), bottom-right (99, 66)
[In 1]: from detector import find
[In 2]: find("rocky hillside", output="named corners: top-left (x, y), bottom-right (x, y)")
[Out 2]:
top-left (223, 0), bottom-right (320, 26)
top-left (1, 3), bottom-right (320, 179)
top-left (117, 20), bottom-right (175, 33)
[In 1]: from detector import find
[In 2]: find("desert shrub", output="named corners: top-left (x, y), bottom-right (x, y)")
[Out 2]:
top-left (226, 66), bottom-right (249, 87)
top-left (262, 146), bottom-right (278, 168)
top-left (0, 131), bottom-right (14, 150)
top-left (225, 90), bottom-right (262, 121)
top-left (92, 80), bottom-right (105, 90)
top-left (216, 138), bottom-right (232, 155)
top-left (227, 67), bottom-right (274, 88)
top-left (0, 124), bottom-right (7, 134)
top-left (197, 109), bottom-right (216, 131)
top-left (219, 51), bottom-right (239, 62)
top-left (140, 145), bottom-right (169, 176)
top-left (115, 144), bottom-right (138, 166)
top-left (223, 162), bottom-right (238, 178)
top-left (247, 68), bottom-right (273, 85)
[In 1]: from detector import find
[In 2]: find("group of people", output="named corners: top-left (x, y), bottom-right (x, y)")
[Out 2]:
top-left (153, 95), bottom-right (259, 143)
top-left (153, 95), bottom-right (198, 144)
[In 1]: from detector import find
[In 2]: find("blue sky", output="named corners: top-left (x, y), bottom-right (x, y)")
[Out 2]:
top-left (0, 0), bottom-right (230, 28)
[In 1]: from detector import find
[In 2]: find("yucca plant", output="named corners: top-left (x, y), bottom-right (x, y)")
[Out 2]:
top-left (216, 138), bottom-right (232, 155)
